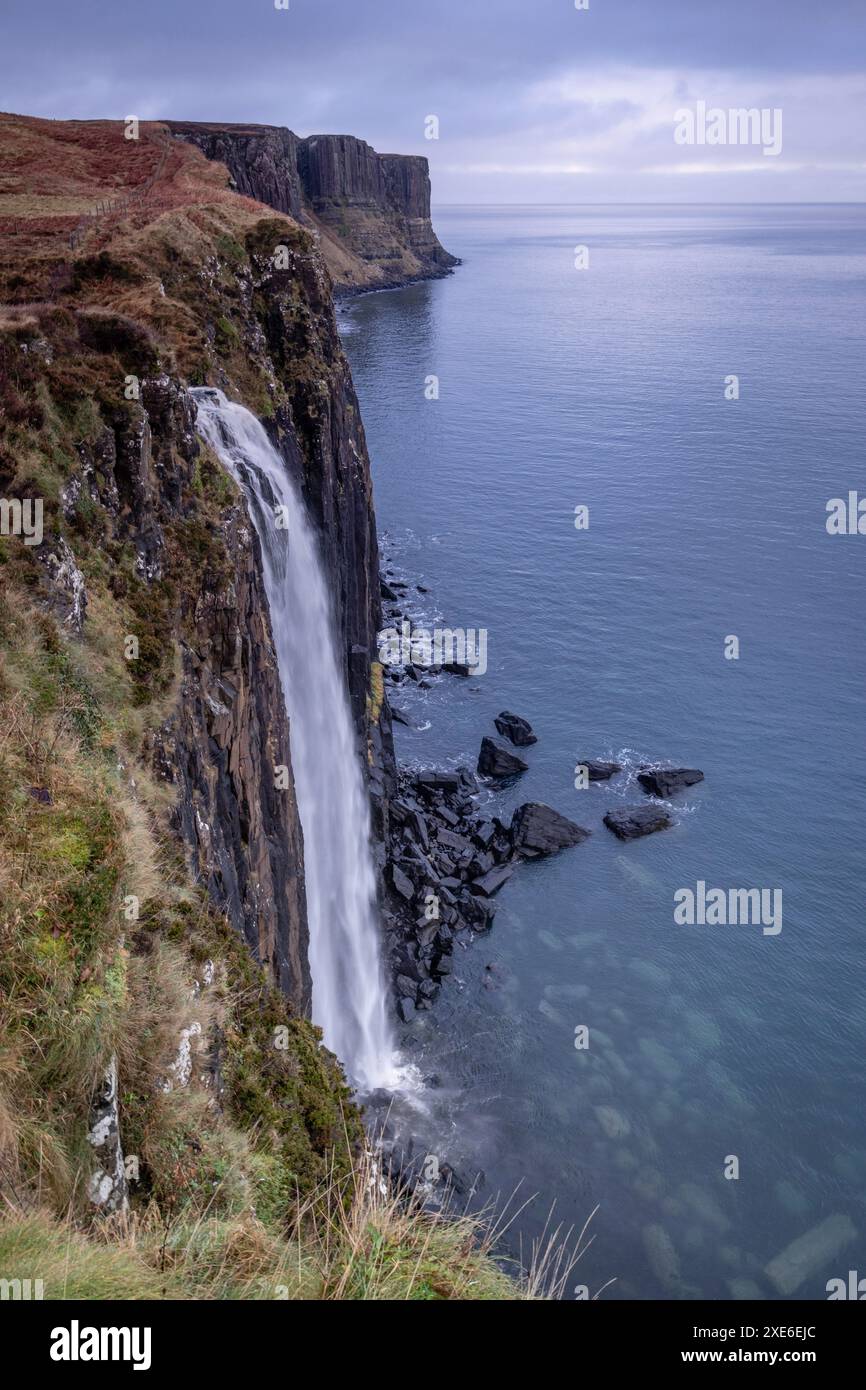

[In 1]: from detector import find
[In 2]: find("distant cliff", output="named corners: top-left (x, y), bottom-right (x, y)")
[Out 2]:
top-left (167, 121), bottom-right (459, 292)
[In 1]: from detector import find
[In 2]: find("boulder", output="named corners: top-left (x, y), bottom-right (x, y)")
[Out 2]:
top-left (603, 805), bottom-right (672, 840)
top-left (416, 770), bottom-right (461, 794)
top-left (437, 828), bottom-right (473, 855)
top-left (577, 758), bottom-right (622, 781)
top-left (477, 737), bottom-right (528, 779)
top-left (470, 863), bottom-right (514, 897)
top-left (390, 863), bottom-right (415, 900)
top-left (510, 802), bottom-right (590, 856)
top-left (408, 809), bottom-right (429, 851)
top-left (638, 767), bottom-right (703, 798)
top-left (442, 661), bottom-right (472, 676)
top-left (473, 820), bottom-right (497, 849)
top-left (461, 892), bottom-right (496, 929)
top-left (494, 711), bottom-right (537, 747)
top-left (470, 852), bottom-right (495, 877)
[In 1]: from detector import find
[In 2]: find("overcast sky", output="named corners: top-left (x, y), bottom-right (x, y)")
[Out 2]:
top-left (3, 0), bottom-right (865, 202)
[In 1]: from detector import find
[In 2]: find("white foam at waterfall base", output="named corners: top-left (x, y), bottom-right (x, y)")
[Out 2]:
top-left (193, 388), bottom-right (411, 1094)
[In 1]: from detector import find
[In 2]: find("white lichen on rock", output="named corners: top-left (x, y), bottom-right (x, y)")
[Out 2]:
top-left (87, 1057), bottom-right (129, 1215)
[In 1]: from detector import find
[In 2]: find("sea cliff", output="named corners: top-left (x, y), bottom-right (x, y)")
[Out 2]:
top-left (167, 120), bottom-right (459, 292)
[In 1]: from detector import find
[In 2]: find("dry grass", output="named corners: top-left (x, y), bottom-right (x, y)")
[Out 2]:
top-left (0, 1142), bottom-right (593, 1300)
top-left (0, 112), bottom-right (276, 305)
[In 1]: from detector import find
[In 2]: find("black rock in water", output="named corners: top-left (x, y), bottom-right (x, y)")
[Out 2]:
top-left (578, 758), bottom-right (622, 781)
top-left (470, 863), bottom-right (514, 897)
top-left (442, 661), bottom-right (473, 677)
top-left (603, 805), bottom-right (673, 840)
top-left (477, 736), bottom-right (529, 779)
top-left (510, 802), bottom-right (590, 856)
top-left (637, 767), bottom-right (704, 798)
top-left (494, 710), bottom-right (538, 747)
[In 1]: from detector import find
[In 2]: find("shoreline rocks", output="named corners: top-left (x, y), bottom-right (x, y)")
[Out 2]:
top-left (384, 766), bottom-right (589, 1016)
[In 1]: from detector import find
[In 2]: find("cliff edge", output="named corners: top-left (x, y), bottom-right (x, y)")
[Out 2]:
top-left (167, 121), bottom-right (459, 292)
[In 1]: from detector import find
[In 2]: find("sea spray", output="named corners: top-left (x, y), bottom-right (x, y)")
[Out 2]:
top-left (193, 389), bottom-right (399, 1092)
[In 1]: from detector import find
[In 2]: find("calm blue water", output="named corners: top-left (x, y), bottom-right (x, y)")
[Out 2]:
top-left (340, 205), bottom-right (866, 1300)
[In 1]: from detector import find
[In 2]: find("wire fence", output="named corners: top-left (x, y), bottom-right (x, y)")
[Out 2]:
top-left (68, 133), bottom-right (170, 251)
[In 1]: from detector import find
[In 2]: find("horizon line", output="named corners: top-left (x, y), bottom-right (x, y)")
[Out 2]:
top-left (431, 200), bottom-right (866, 207)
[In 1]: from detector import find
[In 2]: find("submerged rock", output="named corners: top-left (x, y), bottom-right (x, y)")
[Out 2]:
top-left (727, 1278), bottom-right (765, 1301)
top-left (494, 710), bottom-right (537, 746)
top-left (765, 1214), bottom-right (857, 1296)
top-left (595, 1105), bottom-right (631, 1140)
top-left (604, 805), bottom-right (673, 839)
top-left (642, 1224), bottom-right (683, 1293)
top-left (510, 802), bottom-right (590, 856)
top-left (477, 737), bottom-right (528, 779)
top-left (638, 767), bottom-right (704, 798)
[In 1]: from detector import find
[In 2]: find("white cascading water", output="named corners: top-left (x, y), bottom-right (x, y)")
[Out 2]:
top-left (192, 388), bottom-right (399, 1093)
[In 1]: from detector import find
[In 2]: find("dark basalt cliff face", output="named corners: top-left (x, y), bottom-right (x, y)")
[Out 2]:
top-left (167, 122), bottom-right (305, 220)
top-left (53, 367), bottom-right (313, 1012)
top-left (246, 234), bottom-right (398, 848)
top-left (167, 121), bottom-right (459, 293)
top-left (1, 117), bottom-right (400, 1027)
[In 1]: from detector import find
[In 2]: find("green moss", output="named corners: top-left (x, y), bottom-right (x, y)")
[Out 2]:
top-left (215, 315), bottom-right (239, 350)
top-left (216, 233), bottom-right (245, 266)
top-left (124, 576), bottom-right (176, 705)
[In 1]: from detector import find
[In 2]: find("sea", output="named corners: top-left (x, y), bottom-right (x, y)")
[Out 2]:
top-left (339, 204), bottom-right (866, 1300)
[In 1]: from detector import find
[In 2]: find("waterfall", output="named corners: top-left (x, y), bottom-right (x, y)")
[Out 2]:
top-left (192, 388), bottom-right (398, 1093)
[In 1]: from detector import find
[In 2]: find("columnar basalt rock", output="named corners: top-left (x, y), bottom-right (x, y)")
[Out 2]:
top-left (55, 368), bottom-right (314, 1013)
top-left (168, 121), bottom-right (459, 292)
top-left (167, 122), bottom-right (305, 219)
top-left (151, 504), bottom-right (311, 1013)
